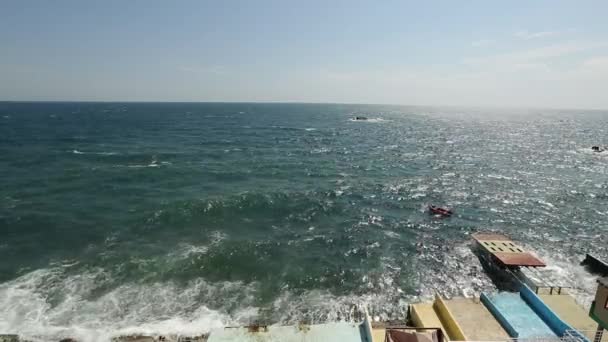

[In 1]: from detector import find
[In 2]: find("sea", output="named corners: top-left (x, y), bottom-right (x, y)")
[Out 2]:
top-left (0, 102), bottom-right (607, 341)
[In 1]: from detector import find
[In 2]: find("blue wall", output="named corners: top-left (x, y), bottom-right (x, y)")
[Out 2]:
top-left (480, 293), bottom-right (519, 338)
top-left (519, 284), bottom-right (588, 341)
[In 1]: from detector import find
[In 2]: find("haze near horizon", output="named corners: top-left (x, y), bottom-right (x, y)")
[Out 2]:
top-left (1, 0), bottom-right (608, 109)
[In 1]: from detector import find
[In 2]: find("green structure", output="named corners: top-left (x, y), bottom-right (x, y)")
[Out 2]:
top-left (589, 277), bottom-right (608, 341)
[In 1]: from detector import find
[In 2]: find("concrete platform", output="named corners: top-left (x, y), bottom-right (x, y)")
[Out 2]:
top-left (539, 294), bottom-right (608, 341)
top-left (409, 303), bottom-right (450, 341)
top-left (371, 328), bottom-right (386, 342)
top-left (473, 233), bottom-right (546, 267)
top-left (207, 322), bottom-right (364, 342)
top-left (443, 298), bottom-right (510, 341)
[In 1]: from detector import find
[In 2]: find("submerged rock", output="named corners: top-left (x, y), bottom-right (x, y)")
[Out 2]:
top-left (0, 335), bottom-right (20, 342)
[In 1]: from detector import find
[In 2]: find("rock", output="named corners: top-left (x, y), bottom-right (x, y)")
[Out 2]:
top-left (178, 335), bottom-right (209, 342)
top-left (0, 335), bottom-right (20, 342)
top-left (111, 336), bottom-right (155, 342)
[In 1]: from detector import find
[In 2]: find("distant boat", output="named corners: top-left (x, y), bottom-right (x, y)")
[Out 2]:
top-left (428, 205), bottom-right (453, 217)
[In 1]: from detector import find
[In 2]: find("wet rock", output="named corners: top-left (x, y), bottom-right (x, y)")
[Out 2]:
top-left (0, 335), bottom-right (20, 342)
top-left (178, 335), bottom-right (209, 342)
top-left (111, 336), bottom-right (155, 342)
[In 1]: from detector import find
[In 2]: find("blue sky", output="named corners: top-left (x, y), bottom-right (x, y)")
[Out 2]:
top-left (1, 0), bottom-right (608, 108)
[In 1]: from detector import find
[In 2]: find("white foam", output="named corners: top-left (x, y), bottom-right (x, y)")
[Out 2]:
top-left (311, 147), bottom-right (330, 154)
top-left (125, 164), bottom-right (159, 168)
top-left (269, 277), bottom-right (408, 324)
top-left (0, 264), bottom-right (410, 340)
top-left (71, 150), bottom-right (118, 156)
top-left (523, 249), bottom-right (597, 309)
top-left (383, 231), bottom-right (400, 239)
top-left (348, 117), bottom-right (389, 123)
top-left (174, 243), bottom-right (209, 259)
top-left (0, 268), bottom-right (247, 342)
top-left (171, 232), bottom-right (227, 260)
top-left (487, 174), bottom-right (515, 180)
top-left (537, 199), bottom-right (555, 208)
top-left (416, 241), bottom-right (496, 300)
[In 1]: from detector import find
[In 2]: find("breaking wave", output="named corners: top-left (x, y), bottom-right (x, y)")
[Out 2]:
top-left (348, 117), bottom-right (389, 123)
top-left (0, 268), bottom-right (235, 342)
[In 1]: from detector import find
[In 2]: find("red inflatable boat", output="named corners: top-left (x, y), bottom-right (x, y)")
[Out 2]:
top-left (429, 205), bottom-right (453, 217)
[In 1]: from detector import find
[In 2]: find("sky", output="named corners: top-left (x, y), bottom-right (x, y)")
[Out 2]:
top-left (1, 0), bottom-right (608, 109)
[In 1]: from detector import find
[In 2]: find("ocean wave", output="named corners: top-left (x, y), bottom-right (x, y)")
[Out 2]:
top-left (125, 163), bottom-right (160, 168)
top-left (72, 150), bottom-right (119, 156)
top-left (0, 265), bottom-right (397, 340)
top-left (310, 147), bottom-right (330, 154)
top-left (520, 249), bottom-right (598, 309)
top-left (146, 191), bottom-right (342, 228)
top-left (171, 232), bottom-right (228, 260)
top-left (348, 117), bottom-right (389, 123)
top-left (112, 161), bottom-right (171, 168)
top-left (414, 241), bottom-right (496, 299)
top-left (0, 268), bottom-right (253, 342)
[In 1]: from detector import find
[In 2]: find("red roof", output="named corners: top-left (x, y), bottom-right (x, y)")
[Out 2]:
top-left (492, 252), bottom-right (546, 267)
top-left (473, 232), bottom-right (546, 267)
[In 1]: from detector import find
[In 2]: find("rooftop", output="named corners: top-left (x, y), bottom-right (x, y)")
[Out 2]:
top-left (472, 233), bottom-right (546, 267)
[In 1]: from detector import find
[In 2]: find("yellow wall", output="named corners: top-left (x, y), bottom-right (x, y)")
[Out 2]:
top-left (410, 304), bottom-right (425, 328)
top-left (593, 284), bottom-right (608, 326)
top-left (433, 295), bottom-right (467, 341)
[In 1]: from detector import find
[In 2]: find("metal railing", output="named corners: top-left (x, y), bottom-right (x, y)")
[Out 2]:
top-left (564, 329), bottom-right (607, 342)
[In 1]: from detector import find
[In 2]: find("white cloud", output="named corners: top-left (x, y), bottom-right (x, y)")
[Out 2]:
top-left (580, 56), bottom-right (608, 72)
top-left (515, 30), bottom-right (558, 40)
top-left (471, 39), bottom-right (493, 47)
top-left (274, 47), bottom-right (608, 108)
top-left (463, 41), bottom-right (608, 69)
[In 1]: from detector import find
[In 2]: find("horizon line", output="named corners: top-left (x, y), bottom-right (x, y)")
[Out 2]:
top-left (1, 99), bottom-right (607, 112)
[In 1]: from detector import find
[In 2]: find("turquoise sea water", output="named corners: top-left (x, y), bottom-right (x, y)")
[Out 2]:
top-left (0, 102), bottom-right (607, 340)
